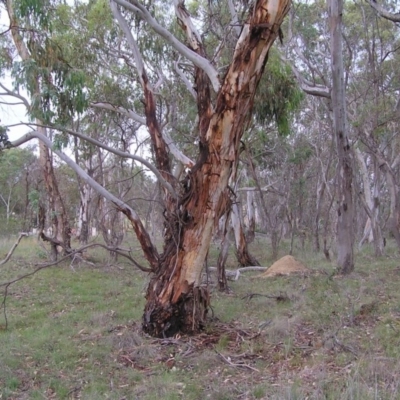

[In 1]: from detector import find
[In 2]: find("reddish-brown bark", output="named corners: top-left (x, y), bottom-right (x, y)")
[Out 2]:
top-left (141, 0), bottom-right (291, 337)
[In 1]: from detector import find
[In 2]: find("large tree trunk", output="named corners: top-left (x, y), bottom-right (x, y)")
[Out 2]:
top-left (140, 0), bottom-right (290, 337)
top-left (329, 0), bottom-right (354, 274)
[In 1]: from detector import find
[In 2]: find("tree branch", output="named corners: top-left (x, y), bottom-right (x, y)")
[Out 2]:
top-left (162, 130), bottom-right (195, 167)
top-left (366, 0), bottom-right (400, 22)
top-left (110, 1), bottom-right (146, 86)
top-left (10, 130), bottom-right (160, 269)
top-left (91, 102), bottom-right (146, 125)
top-left (227, 0), bottom-right (242, 37)
top-left (282, 55), bottom-right (331, 98)
top-left (112, 0), bottom-right (221, 92)
top-left (25, 123), bottom-right (178, 199)
top-left (173, 60), bottom-right (197, 100)
top-left (0, 83), bottom-right (30, 108)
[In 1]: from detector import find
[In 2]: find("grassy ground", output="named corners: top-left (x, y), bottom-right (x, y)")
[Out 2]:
top-left (1, 235), bottom-right (400, 399)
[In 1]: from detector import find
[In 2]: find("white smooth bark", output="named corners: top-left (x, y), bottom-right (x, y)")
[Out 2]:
top-left (112, 0), bottom-right (221, 92)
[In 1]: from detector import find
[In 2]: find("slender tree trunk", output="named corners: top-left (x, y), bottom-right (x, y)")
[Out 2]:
top-left (356, 150), bottom-right (384, 256)
top-left (231, 201), bottom-right (260, 266)
top-left (216, 213), bottom-right (231, 292)
top-left (38, 127), bottom-right (71, 257)
top-left (329, 0), bottom-right (354, 273)
top-left (77, 183), bottom-right (91, 246)
top-left (246, 189), bottom-right (256, 244)
top-left (382, 165), bottom-right (400, 250)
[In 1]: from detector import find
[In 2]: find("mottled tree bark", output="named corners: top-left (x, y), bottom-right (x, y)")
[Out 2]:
top-left (140, 0), bottom-right (291, 337)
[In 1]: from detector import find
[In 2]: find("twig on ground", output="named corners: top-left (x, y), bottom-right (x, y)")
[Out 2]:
top-left (215, 349), bottom-right (260, 372)
top-left (333, 335), bottom-right (359, 357)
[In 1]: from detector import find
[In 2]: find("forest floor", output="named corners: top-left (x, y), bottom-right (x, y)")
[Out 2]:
top-left (1, 234), bottom-right (400, 399)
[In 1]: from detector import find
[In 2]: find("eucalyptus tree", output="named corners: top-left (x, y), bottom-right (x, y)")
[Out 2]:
top-left (4, 0), bottom-right (291, 337)
top-left (285, 0), bottom-right (355, 273)
top-left (286, 0), bottom-right (400, 261)
top-left (2, 0), bottom-right (85, 258)
top-left (344, 1), bottom-right (400, 255)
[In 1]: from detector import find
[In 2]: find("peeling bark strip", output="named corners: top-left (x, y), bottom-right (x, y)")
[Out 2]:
top-left (143, 0), bottom-right (291, 337)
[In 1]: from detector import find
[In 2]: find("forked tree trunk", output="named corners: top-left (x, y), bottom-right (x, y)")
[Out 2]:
top-left (139, 0), bottom-right (290, 337)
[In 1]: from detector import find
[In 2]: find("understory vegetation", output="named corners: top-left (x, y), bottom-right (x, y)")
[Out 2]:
top-left (1, 235), bottom-right (399, 399)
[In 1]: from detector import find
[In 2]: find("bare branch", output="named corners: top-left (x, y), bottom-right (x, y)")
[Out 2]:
top-left (173, 60), bottom-right (197, 100)
top-left (282, 55), bottom-right (331, 98)
top-left (110, 1), bottom-right (146, 86)
top-left (10, 130), bottom-right (160, 268)
top-left (91, 102), bottom-right (146, 125)
top-left (366, 0), bottom-right (400, 22)
top-left (237, 181), bottom-right (278, 192)
top-left (0, 83), bottom-right (30, 108)
top-left (0, 232), bottom-right (28, 266)
top-left (24, 123), bottom-right (178, 199)
top-left (112, 0), bottom-right (221, 92)
top-left (227, 0), bottom-right (241, 37)
top-left (162, 130), bottom-right (195, 168)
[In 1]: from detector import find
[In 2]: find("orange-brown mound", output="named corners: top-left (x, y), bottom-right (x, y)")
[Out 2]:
top-left (259, 255), bottom-right (310, 278)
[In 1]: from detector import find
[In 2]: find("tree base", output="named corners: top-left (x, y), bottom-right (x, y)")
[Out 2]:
top-left (142, 286), bottom-right (209, 338)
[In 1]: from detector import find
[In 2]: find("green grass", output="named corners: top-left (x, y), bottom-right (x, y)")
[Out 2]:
top-left (1, 235), bottom-right (400, 399)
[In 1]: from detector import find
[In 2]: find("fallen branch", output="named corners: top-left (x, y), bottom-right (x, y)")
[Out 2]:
top-left (208, 266), bottom-right (267, 281)
top-left (215, 349), bottom-right (260, 372)
top-left (332, 335), bottom-right (358, 357)
top-left (242, 292), bottom-right (290, 302)
top-left (0, 232), bottom-right (28, 266)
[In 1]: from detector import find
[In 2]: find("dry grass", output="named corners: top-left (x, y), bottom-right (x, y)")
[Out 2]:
top-left (1, 235), bottom-right (400, 399)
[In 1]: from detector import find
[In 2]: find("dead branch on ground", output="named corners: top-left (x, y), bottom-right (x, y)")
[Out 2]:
top-left (215, 349), bottom-right (260, 372)
top-left (208, 266), bottom-right (267, 280)
top-left (242, 292), bottom-right (290, 302)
